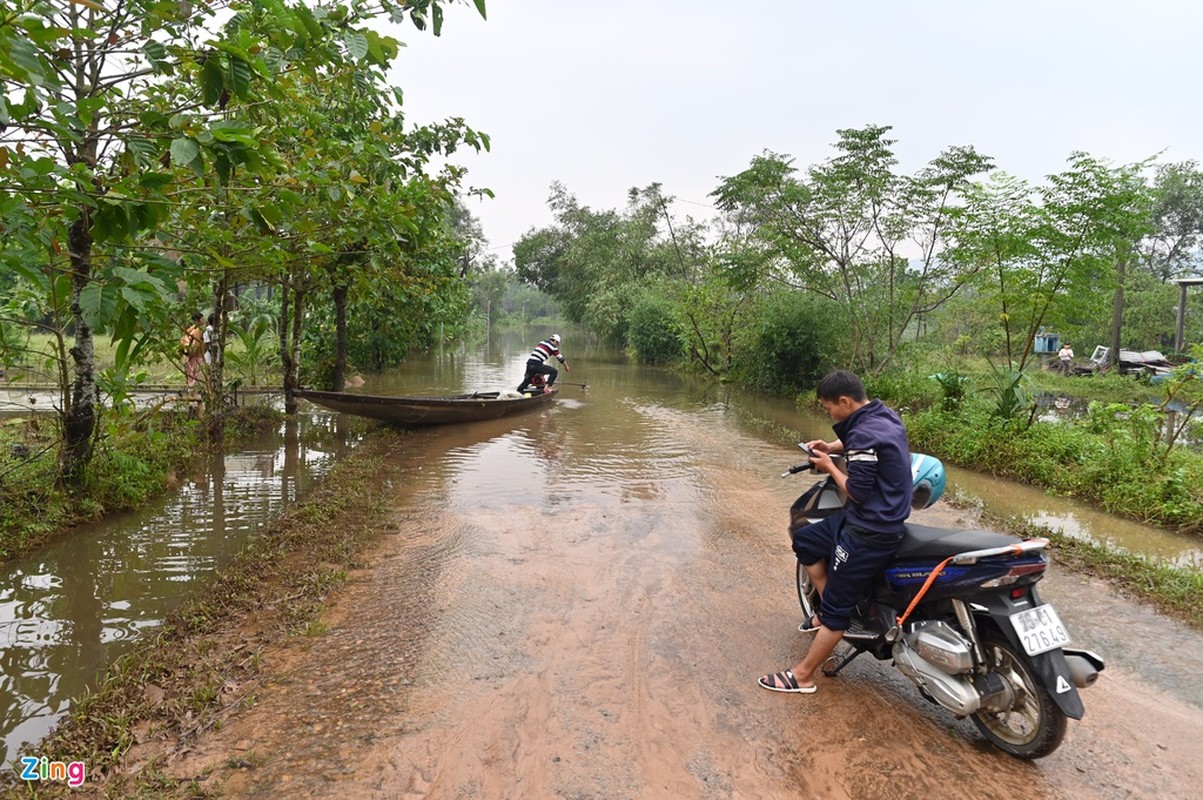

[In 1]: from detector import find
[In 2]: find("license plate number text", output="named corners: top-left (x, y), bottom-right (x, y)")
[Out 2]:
top-left (1009, 605), bottom-right (1071, 656)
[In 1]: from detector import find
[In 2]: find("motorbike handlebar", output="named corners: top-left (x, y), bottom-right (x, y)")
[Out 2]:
top-left (780, 462), bottom-right (816, 478)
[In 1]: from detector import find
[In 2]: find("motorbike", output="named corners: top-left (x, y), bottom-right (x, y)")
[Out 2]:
top-left (784, 445), bottom-right (1104, 759)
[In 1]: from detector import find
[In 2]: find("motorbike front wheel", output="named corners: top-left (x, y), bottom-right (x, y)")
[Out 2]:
top-left (970, 630), bottom-right (1067, 759)
top-left (795, 561), bottom-right (819, 622)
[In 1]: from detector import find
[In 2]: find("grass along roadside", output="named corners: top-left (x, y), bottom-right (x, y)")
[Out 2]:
top-left (743, 399), bottom-right (1203, 629)
top-left (904, 403), bottom-right (1203, 531)
top-left (0, 427), bottom-right (410, 799)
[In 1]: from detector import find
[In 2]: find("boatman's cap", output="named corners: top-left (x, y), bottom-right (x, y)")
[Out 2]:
top-left (551, 334), bottom-right (561, 344)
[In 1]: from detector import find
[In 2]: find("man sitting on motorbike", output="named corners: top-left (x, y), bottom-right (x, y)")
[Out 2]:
top-left (758, 369), bottom-right (913, 694)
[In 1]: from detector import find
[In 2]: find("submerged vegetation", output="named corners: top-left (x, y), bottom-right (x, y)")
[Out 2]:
top-left (905, 397), bottom-right (1203, 530)
top-left (891, 348), bottom-right (1203, 531)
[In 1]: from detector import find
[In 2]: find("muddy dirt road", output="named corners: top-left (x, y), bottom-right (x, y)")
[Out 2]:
top-left (145, 399), bottom-right (1202, 799)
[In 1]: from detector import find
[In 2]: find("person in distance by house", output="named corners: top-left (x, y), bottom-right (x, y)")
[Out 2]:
top-left (181, 311), bottom-right (205, 387)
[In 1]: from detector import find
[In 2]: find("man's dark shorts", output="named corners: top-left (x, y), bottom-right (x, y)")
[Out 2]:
top-left (790, 511), bottom-right (901, 631)
top-left (521, 360), bottom-right (558, 387)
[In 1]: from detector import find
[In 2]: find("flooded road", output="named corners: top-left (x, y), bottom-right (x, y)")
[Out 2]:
top-left (141, 335), bottom-right (1202, 799)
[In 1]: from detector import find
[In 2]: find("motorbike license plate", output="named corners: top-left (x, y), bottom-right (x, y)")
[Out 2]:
top-left (1010, 605), bottom-right (1072, 656)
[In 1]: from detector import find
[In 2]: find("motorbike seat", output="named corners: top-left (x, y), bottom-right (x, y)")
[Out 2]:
top-left (896, 524), bottom-right (1020, 561)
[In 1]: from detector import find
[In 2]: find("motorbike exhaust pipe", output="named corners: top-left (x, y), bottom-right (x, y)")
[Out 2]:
top-left (1063, 650), bottom-right (1104, 689)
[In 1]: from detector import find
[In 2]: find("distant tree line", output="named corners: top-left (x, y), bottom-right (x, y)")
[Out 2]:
top-left (512, 126), bottom-right (1203, 390)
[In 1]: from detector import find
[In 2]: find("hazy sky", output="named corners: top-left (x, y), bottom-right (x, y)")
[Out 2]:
top-left (388, 1), bottom-right (1203, 260)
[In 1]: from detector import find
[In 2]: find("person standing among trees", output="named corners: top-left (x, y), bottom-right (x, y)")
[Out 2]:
top-left (517, 334), bottom-right (569, 394)
top-left (181, 312), bottom-right (205, 387)
top-left (203, 313), bottom-right (217, 366)
top-left (1058, 342), bottom-right (1075, 375)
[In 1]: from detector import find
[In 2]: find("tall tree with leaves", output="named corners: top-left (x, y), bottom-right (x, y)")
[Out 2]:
top-left (1140, 161), bottom-right (1203, 282)
top-left (711, 126), bottom-right (993, 374)
top-left (514, 182), bottom-right (702, 345)
top-left (0, 0), bottom-right (486, 481)
top-left (178, 29), bottom-right (488, 409)
top-left (948, 154), bottom-right (1153, 370)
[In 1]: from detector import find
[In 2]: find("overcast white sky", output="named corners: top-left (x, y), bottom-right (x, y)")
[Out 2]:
top-left (387, 0), bottom-right (1203, 261)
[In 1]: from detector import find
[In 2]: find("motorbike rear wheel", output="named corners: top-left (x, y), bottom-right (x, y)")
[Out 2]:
top-left (795, 561), bottom-right (819, 622)
top-left (970, 630), bottom-right (1067, 759)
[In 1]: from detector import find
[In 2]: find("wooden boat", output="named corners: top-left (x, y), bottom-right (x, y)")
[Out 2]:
top-left (293, 387), bottom-right (557, 426)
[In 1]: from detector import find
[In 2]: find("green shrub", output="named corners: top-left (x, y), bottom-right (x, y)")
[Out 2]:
top-left (983, 360), bottom-right (1034, 422)
top-left (226, 317), bottom-right (278, 386)
top-left (930, 371), bottom-right (970, 411)
top-left (865, 369), bottom-right (940, 413)
top-left (583, 284), bottom-right (634, 349)
top-left (735, 291), bottom-right (847, 394)
top-left (627, 294), bottom-right (683, 364)
top-left (87, 417), bottom-right (202, 511)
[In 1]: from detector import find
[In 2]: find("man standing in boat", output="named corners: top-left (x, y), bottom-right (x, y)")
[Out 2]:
top-left (517, 334), bottom-right (569, 394)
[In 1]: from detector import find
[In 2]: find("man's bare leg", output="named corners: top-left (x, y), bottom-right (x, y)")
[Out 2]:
top-left (762, 560), bottom-right (841, 691)
top-left (759, 626), bottom-right (846, 691)
top-left (804, 560), bottom-right (827, 621)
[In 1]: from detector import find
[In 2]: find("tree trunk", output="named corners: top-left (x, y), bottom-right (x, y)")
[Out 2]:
top-left (60, 214), bottom-right (97, 488)
top-left (289, 287), bottom-right (306, 402)
top-left (206, 269), bottom-right (231, 444)
top-left (1108, 252), bottom-right (1127, 370)
top-left (333, 283), bottom-right (348, 391)
top-left (281, 280), bottom-right (297, 415)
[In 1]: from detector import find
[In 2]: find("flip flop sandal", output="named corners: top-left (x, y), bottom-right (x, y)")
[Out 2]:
top-left (757, 669), bottom-right (818, 694)
top-left (798, 616), bottom-right (821, 634)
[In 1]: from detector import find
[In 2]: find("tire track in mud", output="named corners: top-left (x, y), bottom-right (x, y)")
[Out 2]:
top-left (147, 403), bottom-right (1200, 799)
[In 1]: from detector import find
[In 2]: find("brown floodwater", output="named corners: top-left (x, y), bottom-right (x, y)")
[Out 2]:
top-left (4, 331), bottom-right (1202, 796)
top-left (0, 416), bottom-right (357, 764)
top-left (145, 331), bottom-right (1202, 799)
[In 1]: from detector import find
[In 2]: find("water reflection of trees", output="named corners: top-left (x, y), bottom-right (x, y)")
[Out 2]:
top-left (0, 414), bottom-right (352, 761)
top-left (0, 545), bottom-right (106, 760)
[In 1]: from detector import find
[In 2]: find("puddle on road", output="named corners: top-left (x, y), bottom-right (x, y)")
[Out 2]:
top-left (947, 465), bottom-right (1203, 569)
